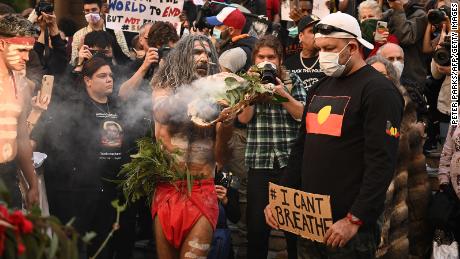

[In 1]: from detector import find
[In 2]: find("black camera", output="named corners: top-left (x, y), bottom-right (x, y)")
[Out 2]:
top-left (259, 62), bottom-right (278, 85)
top-left (428, 5), bottom-right (451, 25)
top-left (433, 36), bottom-right (451, 66)
top-left (158, 45), bottom-right (172, 60)
top-left (35, 0), bottom-right (54, 16)
top-left (216, 171), bottom-right (240, 189)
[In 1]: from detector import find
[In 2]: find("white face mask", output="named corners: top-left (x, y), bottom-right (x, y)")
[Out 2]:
top-left (319, 43), bottom-right (352, 77)
top-left (392, 60), bottom-right (404, 79)
top-left (85, 13), bottom-right (101, 24)
top-left (212, 28), bottom-right (222, 39)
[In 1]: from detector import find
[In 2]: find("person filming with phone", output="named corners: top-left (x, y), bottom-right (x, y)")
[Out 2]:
top-left (358, 0), bottom-right (400, 59)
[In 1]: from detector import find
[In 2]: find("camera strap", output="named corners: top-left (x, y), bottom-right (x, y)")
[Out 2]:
top-left (42, 27), bottom-right (51, 68)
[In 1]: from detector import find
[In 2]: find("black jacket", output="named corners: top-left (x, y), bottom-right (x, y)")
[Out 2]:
top-left (219, 35), bottom-right (257, 73)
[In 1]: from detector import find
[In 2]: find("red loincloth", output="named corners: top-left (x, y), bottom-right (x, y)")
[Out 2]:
top-left (151, 178), bottom-right (218, 248)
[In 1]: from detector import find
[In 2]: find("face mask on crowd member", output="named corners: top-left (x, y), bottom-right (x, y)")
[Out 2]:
top-left (254, 46), bottom-right (282, 75)
top-left (360, 19), bottom-right (378, 43)
top-left (318, 41), bottom-right (354, 77)
top-left (213, 25), bottom-right (233, 41)
top-left (85, 13), bottom-right (101, 24)
top-left (207, 7), bottom-right (246, 41)
top-left (378, 43), bottom-right (404, 79)
top-left (314, 12), bottom-right (374, 78)
top-left (83, 1), bottom-right (102, 26)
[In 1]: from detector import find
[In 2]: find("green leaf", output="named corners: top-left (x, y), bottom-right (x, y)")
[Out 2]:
top-left (49, 233), bottom-right (59, 258)
top-left (82, 232), bottom-right (97, 244)
top-left (29, 205), bottom-right (42, 217)
top-left (65, 217), bottom-right (76, 227)
top-left (224, 77), bottom-right (238, 87)
top-left (111, 200), bottom-right (127, 213)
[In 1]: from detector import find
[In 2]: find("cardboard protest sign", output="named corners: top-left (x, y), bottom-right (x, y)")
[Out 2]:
top-left (312, 0), bottom-right (330, 19)
top-left (281, 0), bottom-right (294, 21)
top-left (106, 0), bottom-right (184, 33)
top-left (269, 183), bottom-right (333, 242)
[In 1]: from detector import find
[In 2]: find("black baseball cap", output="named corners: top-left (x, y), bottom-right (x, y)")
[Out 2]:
top-left (297, 14), bottom-right (320, 33)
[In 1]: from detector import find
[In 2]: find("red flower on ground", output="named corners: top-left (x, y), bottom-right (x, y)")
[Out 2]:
top-left (17, 242), bottom-right (25, 255)
top-left (9, 211), bottom-right (33, 234)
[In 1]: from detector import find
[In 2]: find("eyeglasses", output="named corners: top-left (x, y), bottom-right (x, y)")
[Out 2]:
top-left (313, 24), bottom-right (358, 38)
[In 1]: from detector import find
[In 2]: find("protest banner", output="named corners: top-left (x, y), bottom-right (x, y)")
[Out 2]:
top-left (106, 0), bottom-right (184, 33)
top-left (281, 0), bottom-right (294, 21)
top-left (269, 182), bottom-right (333, 243)
top-left (312, 0), bottom-right (330, 19)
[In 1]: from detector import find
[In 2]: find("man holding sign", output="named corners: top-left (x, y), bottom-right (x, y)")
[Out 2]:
top-left (265, 12), bottom-right (403, 258)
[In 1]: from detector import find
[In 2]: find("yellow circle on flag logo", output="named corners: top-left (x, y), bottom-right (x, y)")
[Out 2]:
top-left (317, 105), bottom-right (332, 125)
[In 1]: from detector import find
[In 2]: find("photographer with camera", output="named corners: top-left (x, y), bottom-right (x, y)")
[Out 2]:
top-left (423, 1), bottom-right (452, 54)
top-left (383, 0), bottom-right (428, 84)
top-left (119, 21), bottom-right (178, 101)
top-left (431, 20), bottom-right (452, 144)
top-left (238, 35), bottom-right (306, 259)
top-left (31, 1), bottom-right (68, 77)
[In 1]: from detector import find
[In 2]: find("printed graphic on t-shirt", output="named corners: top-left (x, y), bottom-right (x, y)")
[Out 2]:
top-left (306, 95), bottom-right (351, 137)
top-left (95, 112), bottom-right (123, 161)
top-left (101, 120), bottom-right (123, 148)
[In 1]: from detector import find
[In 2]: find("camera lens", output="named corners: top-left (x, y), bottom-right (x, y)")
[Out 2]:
top-left (433, 47), bottom-right (451, 66)
top-left (428, 10), bottom-right (446, 25)
top-left (261, 64), bottom-right (277, 84)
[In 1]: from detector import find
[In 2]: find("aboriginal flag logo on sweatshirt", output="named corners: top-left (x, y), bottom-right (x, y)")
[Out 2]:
top-left (306, 95), bottom-right (351, 137)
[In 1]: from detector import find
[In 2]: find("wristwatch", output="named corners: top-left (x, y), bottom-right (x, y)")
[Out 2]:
top-left (347, 213), bottom-right (363, 226)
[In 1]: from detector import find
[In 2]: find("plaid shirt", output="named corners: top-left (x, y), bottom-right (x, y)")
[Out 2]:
top-left (245, 72), bottom-right (307, 169)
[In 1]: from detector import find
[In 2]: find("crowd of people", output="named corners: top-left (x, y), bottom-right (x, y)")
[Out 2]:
top-left (0, 0), bottom-right (458, 258)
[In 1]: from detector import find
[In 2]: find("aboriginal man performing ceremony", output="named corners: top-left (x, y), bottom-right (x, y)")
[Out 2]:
top-left (0, 14), bottom-right (39, 209)
top-left (150, 34), bottom-right (233, 258)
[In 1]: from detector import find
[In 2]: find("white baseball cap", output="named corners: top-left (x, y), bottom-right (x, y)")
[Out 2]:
top-left (314, 12), bottom-right (374, 50)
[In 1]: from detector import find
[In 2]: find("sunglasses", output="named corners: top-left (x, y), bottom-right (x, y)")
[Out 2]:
top-left (313, 24), bottom-right (358, 38)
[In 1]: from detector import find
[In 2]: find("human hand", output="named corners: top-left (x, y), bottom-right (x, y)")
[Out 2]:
top-left (215, 185), bottom-right (228, 205)
top-left (141, 47), bottom-right (159, 70)
top-left (26, 186), bottom-right (39, 209)
top-left (31, 91), bottom-right (50, 111)
top-left (78, 45), bottom-right (92, 66)
top-left (388, 0), bottom-right (404, 11)
top-left (37, 13), bottom-right (47, 31)
top-left (264, 204), bottom-right (279, 229)
top-left (273, 78), bottom-right (290, 99)
top-left (324, 217), bottom-right (360, 248)
top-left (434, 62), bottom-right (451, 75)
top-left (41, 12), bottom-right (59, 35)
top-left (219, 107), bottom-right (236, 125)
top-left (289, 7), bottom-right (305, 23)
top-left (375, 31), bottom-right (390, 44)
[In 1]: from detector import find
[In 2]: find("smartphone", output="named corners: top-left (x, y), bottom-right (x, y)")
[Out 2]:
top-left (40, 75), bottom-right (54, 100)
top-left (374, 21), bottom-right (388, 42)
